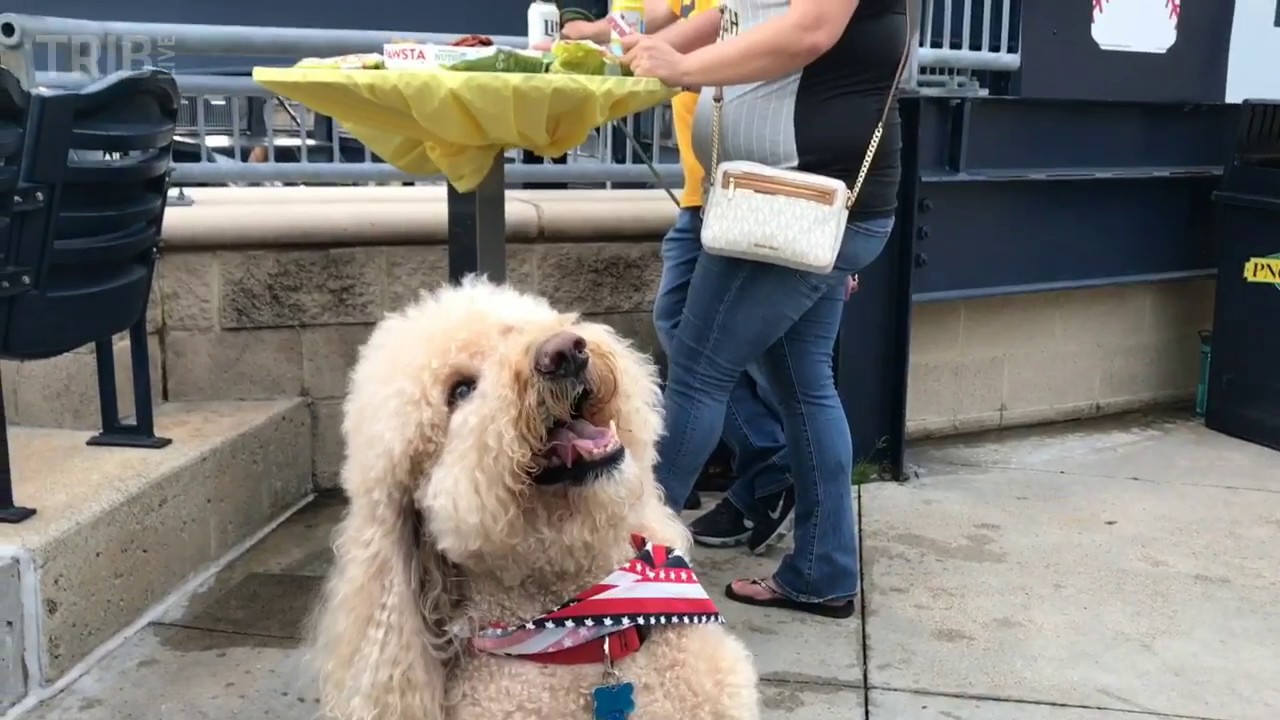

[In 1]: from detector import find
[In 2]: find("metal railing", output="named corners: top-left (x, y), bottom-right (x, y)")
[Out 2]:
top-left (160, 74), bottom-right (684, 187)
top-left (913, 0), bottom-right (1020, 93)
top-left (0, 1), bottom-right (1020, 187)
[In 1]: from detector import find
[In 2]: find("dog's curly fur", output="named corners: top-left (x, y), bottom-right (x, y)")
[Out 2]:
top-left (310, 278), bottom-right (759, 720)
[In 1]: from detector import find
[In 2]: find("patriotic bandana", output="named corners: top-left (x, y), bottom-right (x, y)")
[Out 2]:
top-left (471, 534), bottom-right (724, 659)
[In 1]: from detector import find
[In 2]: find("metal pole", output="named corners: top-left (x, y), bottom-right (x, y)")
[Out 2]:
top-left (916, 47), bottom-right (1019, 71)
top-left (0, 14), bottom-right (526, 60)
top-left (904, 0), bottom-right (925, 90)
top-left (447, 158), bottom-right (507, 283)
top-left (170, 160), bottom-right (684, 186)
top-left (0, 375), bottom-right (37, 523)
top-left (836, 96), bottom-right (922, 479)
top-left (0, 22), bottom-right (36, 88)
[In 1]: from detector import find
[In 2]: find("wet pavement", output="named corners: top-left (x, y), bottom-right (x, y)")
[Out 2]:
top-left (22, 413), bottom-right (1280, 720)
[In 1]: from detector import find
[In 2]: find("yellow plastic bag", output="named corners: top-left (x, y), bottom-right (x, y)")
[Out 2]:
top-left (252, 68), bottom-right (678, 191)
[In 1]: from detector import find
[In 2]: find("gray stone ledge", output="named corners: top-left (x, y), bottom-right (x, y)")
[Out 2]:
top-left (161, 187), bottom-right (680, 249)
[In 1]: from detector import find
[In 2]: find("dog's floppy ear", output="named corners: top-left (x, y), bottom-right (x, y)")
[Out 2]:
top-left (312, 495), bottom-right (458, 720)
top-left (309, 314), bottom-right (461, 720)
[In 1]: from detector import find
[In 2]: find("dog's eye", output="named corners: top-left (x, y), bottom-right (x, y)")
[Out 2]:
top-left (448, 378), bottom-right (477, 409)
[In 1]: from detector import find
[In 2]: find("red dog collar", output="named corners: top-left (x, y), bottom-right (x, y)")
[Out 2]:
top-left (512, 626), bottom-right (646, 666)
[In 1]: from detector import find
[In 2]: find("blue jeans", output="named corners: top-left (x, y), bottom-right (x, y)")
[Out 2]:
top-left (652, 209), bottom-right (791, 514)
top-left (655, 213), bottom-right (895, 603)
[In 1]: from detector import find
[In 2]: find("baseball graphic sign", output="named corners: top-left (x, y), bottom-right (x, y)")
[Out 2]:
top-left (1091, 0), bottom-right (1181, 54)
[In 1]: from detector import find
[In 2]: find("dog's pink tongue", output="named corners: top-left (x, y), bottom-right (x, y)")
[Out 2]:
top-left (567, 419), bottom-right (610, 441)
top-left (549, 420), bottom-right (617, 467)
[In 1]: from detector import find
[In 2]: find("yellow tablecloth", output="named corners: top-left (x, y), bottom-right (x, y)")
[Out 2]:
top-left (252, 68), bottom-right (678, 192)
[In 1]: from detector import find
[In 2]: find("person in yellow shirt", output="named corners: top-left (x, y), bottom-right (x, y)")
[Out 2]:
top-left (645, 0), bottom-right (797, 552)
top-left (644, 0), bottom-right (710, 209)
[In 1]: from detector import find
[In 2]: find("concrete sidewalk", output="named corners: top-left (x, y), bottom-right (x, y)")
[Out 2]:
top-left (21, 412), bottom-right (1280, 720)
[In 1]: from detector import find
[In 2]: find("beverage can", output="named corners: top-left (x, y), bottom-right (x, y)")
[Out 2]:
top-left (527, 0), bottom-right (560, 47)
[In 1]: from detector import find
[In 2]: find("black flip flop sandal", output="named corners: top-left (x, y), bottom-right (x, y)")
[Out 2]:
top-left (724, 578), bottom-right (857, 620)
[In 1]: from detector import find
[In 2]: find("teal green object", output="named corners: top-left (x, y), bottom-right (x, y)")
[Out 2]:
top-left (592, 682), bottom-right (635, 720)
top-left (1195, 329), bottom-right (1212, 418)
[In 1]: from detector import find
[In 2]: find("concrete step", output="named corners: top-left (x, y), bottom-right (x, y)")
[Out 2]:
top-left (0, 399), bottom-right (313, 712)
top-left (14, 494), bottom-right (863, 720)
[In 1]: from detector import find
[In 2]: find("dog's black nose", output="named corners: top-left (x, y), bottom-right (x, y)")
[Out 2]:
top-left (535, 331), bottom-right (589, 378)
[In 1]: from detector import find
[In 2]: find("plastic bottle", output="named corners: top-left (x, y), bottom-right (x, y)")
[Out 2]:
top-left (527, 0), bottom-right (560, 48)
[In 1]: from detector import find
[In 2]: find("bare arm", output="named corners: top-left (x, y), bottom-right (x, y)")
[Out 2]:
top-left (650, 8), bottom-right (722, 52)
top-left (561, 18), bottom-right (613, 43)
top-left (679, 0), bottom-right (860, 86)
top-left (557, 0), bottom-right (614, 44)
top-left (645, 0), bottom-right (681, 32)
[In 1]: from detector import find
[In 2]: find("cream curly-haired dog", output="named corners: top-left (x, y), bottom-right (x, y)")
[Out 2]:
top-left (311, 277), bottom-right (759, 720)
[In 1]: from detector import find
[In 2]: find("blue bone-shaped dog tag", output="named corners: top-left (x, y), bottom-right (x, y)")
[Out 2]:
top-left (592, 681), bottom-right (636, 720)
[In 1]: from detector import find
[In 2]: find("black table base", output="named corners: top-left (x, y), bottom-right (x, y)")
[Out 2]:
top-left (447, 157), bottom-right (507, 283)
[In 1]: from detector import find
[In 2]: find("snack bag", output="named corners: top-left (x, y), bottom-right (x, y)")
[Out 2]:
top-left (548, 40), bottom-right (610, 75)
top-left (448, 48), bottom-right (551, 74)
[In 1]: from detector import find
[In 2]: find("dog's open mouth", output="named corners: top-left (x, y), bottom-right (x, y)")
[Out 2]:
top-left (531, 389), bottom-right (626, 486)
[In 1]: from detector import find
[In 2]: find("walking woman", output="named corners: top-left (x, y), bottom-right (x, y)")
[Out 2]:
top-left (622, 0), bottom-right (907, 617)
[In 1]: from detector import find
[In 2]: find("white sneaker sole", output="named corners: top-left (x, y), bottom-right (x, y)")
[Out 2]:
top-left (692, 531), bottom-right (751, 548)
top-left (750, 514), bottom-right (795, 555)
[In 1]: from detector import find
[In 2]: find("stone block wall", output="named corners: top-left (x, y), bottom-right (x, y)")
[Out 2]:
top-left (158, 240), bottom-right (665, 489)
top-left (0, 187), bottom-right (1214, 489)
top-left (906, 280), bottom-right (1214, 438)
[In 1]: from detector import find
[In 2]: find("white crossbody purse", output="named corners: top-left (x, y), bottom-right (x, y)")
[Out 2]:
top-left (699, 7), bottom-right (912, 273)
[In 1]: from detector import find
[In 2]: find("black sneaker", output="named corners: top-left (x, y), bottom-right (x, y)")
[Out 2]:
top-left (690, 497), bottom-right (753, 548)
top-left (747, 486), bottom-right (795, 555)
top-left (695, 441), bottom-right (737, 493)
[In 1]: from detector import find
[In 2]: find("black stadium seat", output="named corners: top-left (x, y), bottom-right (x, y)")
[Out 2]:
top-left (0, 67), bottom-right (32, 522)
top-left (0, 67), bottom-right (179, 523)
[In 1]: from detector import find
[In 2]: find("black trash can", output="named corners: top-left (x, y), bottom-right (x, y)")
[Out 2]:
top-left (1205, 100), bottom-right (1280, 451)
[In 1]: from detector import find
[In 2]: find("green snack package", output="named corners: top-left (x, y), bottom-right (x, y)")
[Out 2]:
top-left (449, 49), bottom-right (550, 74)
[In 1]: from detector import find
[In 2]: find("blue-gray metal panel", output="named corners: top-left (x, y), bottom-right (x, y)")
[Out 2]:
top-left (904, 96), bottom-right (1235, 298)
top-left (910, 174), bottom-right (1220, 298)
top-left (914, 97), bottom-right (1240, 175)
top-left (836, 93), bottom-right (1241, 476)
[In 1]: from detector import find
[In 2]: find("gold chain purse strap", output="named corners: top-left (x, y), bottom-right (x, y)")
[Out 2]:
top-left (710, 1), bottom-right (913, 209)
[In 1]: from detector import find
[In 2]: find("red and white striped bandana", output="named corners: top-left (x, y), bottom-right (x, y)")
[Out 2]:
top-left (471, 534), bottom-right (724, 658)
